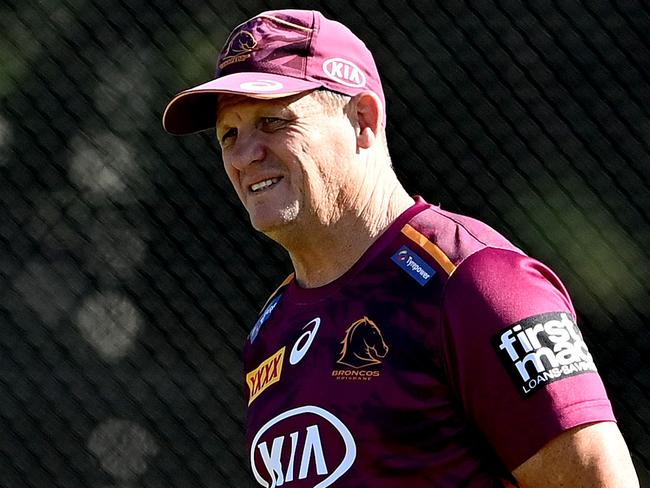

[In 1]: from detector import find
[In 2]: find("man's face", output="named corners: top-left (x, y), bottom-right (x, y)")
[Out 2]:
top-left (216, 91), bottom-right (358, 236)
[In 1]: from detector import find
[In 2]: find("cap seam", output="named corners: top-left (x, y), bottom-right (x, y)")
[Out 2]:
top-left (257, 14), bottom-right (313, 33)
top-left (304, 11), bottom-right (318, 81)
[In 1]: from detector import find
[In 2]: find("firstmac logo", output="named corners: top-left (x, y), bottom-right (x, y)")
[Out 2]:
top-left (492, 312), bottom-right (597, 397)
top-left (323, 58), bottom-right (367, 88)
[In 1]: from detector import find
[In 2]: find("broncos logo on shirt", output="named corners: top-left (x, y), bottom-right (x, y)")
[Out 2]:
top-left (336, 317), bottom-right (389, 368)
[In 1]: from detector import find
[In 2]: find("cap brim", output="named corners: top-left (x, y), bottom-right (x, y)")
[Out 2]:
top-left (162, 72), bottom-right (322, 135)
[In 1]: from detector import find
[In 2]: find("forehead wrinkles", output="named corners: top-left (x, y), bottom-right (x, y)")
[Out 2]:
top-left (216, 95), bottom-right (254, 126)
top-left (217, 92), bottom-right (322, 125)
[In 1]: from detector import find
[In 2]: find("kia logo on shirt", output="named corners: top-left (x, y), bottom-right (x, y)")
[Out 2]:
top-left (250, 405), bottom-right (356, 487)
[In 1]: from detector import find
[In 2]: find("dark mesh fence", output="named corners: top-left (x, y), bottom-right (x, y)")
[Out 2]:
top-left (1, 0), bottom-right (649, 486)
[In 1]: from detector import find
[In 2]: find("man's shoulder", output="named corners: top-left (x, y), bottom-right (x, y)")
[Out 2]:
top-left (405, 203), bottom-right (523, 271)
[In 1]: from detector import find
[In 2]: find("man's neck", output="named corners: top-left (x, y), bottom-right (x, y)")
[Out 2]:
top-left (280, 187), bottom-right (415, 288)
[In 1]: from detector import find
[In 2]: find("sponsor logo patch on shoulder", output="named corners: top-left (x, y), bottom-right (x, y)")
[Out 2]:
top-left (492, 312), bottom-right (597, 397)
top-left (250, 294), bottom-right (282, 343)
top-left (391, 245), bottom-right (436, 285)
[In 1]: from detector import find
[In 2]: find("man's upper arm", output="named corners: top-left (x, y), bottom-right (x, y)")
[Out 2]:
top-left (513, 421), bottom-right (639, 487)
top-left (441, 247), bottom-right (618, 469)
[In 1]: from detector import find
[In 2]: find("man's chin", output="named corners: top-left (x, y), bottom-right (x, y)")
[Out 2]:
top-left (248, 204), bottom-right (300, 234)
top-left (251, 217), bottom-right (306, 246)
top-left (250, 214), bottom-right (289, 234)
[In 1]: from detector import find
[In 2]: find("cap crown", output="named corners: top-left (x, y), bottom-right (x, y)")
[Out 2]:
top-left (215, 9), bottom-right (384, 107)
top-left (218, 13), bottom-right (312, 79)
top-left (162, 9), bottom-right (385, 135)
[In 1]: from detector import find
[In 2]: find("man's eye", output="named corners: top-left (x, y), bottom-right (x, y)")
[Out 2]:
top-left (260, 117), bottom-right (284, 129)
top-left (220, 128), bottom-right (237, 145)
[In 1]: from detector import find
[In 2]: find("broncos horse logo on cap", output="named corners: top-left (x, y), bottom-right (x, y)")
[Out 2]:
top-left (219, 30), bottom-right (258, 69)
top-left (337, 317), bottom-right (389, 369)
top-left (227, 30), bottom-right (257, 54)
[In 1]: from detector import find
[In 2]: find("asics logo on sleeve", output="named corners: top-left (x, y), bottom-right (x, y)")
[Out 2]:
top-left (247, 317), bottom-right (321, 404)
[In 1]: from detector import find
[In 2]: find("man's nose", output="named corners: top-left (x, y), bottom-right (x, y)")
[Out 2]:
top-left (228, 130), bottom-right (266, 171)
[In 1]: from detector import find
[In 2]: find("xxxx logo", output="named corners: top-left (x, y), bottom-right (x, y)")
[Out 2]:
top-left (247, 347), bottom-right (285, 405)
top-left (246, 317), bottom-right (321, 405)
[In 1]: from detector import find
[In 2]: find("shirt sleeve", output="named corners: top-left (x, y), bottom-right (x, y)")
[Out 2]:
top-left (440, 247), bottom-right (615, 470)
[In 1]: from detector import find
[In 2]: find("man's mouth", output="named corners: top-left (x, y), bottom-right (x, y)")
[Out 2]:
top-left (250, 177), bottom-right (281, 193)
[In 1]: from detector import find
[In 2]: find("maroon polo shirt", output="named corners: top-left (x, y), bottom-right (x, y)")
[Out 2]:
top-left (243, 197), bottom-right (614, 487)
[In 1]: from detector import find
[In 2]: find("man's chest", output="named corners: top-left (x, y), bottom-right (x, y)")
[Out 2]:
top-left (243, 288), bottom-right (457, 487)
top-left (244, 288), bottom-right (442, 407)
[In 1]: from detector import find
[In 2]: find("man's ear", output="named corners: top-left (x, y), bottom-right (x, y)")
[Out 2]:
top-left (353, 91), bottom-right (383, 150)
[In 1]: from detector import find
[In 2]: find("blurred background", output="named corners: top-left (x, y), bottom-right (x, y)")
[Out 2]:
top-left (1, 0), bottom-right (649, 486)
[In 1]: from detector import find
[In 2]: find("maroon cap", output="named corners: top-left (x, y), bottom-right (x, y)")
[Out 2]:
top-left (162, 9), bottom-right (385, 135)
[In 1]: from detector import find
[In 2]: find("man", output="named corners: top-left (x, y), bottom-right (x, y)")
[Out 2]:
top-left (162, 9), bottom-right (639, 487)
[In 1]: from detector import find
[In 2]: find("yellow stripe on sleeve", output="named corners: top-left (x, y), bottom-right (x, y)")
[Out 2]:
top-left (401, 224), bottom-right (457, 276)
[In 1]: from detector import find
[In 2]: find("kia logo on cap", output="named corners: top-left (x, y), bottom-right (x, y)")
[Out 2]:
top-left (323, 58), bottom-right (367, 88)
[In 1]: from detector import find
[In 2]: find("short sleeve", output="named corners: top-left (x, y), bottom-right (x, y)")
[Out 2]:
top-left (441, 247), bottom-right (615, 470)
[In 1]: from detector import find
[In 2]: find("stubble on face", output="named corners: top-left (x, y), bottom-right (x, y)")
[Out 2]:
top-left (217, 91), bottom-right (357, 242)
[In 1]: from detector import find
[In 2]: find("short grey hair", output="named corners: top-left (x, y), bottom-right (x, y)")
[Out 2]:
top-left (311, 88), bottom-right (392, 162)
top-left (311, 89), bottom-right (352, 116)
